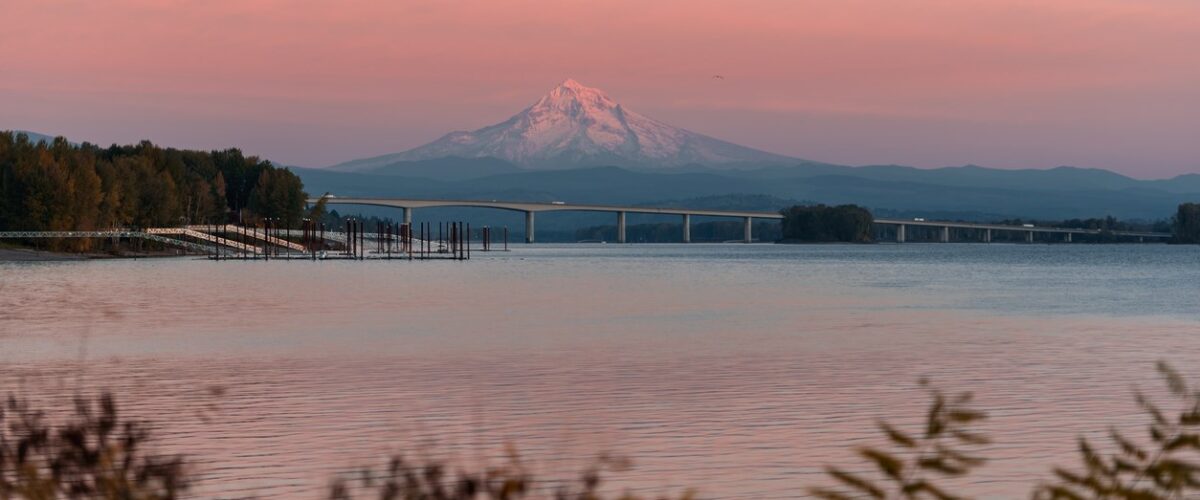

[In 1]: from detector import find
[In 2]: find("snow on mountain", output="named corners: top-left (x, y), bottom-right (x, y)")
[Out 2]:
top-left (333, 79), bottom-right (798, 171)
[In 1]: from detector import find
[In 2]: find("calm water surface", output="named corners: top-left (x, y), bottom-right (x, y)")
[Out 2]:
top-left (1, 244), bottom-right (1198, 498)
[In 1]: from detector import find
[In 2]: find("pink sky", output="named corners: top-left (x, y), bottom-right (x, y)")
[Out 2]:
top-left (2, 0), bottom-right (1198, 177)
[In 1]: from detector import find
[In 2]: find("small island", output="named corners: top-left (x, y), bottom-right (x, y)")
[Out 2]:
top-left (778, 204), bottom-right (875, 243)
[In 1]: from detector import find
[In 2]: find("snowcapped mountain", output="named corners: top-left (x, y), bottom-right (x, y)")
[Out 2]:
top-left (333, 79), bottom-right (799, 171)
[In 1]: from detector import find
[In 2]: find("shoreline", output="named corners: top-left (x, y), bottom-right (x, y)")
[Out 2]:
top-left (0, 247), bottom-right (192, 262)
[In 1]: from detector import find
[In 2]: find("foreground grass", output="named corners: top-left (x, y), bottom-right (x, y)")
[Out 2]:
top-left (2, 363), bottom-right (1198, 499)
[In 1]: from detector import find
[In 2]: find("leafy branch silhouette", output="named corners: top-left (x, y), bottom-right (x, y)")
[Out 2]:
top-left (1035, 361), bottom-right (1200, 499)
top-left (809, 378), bottom-right (989, 500)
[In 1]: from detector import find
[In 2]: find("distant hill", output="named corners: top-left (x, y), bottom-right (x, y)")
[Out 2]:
top-left (1146, 174), bottom-right (1200, 194)
top-left (295, 164), bottom-right (1200, 221)
top-left (691, 163), bottom-right (1149, 192)
top-left (337, 156), bottom-right (524, 181)
top-left (13, 127), bottom-right (1195, 223)
top-left (635, 194), bottom-right (814, 212)
top-left (316, 78), bottom-right (1198, 223)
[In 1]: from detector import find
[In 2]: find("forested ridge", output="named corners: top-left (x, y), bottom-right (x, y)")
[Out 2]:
top-left (0, 131), bottom-right (307, 250)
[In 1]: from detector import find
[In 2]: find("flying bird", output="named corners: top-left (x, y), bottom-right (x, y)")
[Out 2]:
top-left (712, 75), bottom-right (725, 80)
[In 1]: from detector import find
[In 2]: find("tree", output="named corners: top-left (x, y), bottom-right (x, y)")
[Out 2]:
top-left (1172, 203), bottom-right (1200, 244)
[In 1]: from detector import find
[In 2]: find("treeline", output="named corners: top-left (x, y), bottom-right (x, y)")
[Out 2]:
top-left (995, 215), bottom-right (1170, 233)
top-left (0, 132), bottom-right (307, 250)
top-left (779, 204), bottom-right (873, 243)
top-left (574, 221), bottom-right (782, 243)
top-left (317, 210), bottom-right (400, 232)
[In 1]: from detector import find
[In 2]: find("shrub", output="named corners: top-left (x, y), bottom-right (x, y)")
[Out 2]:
top-left (810, 362), bottom-right (1200, 499)
top-left (1035, 362), bottom-right (1200, 499)
top-left (809, 379), bottom-right (988, 499)
top-left (0, 392), bottom-right (189, 499)
top-left (329, 450), bottom-right (693, 500)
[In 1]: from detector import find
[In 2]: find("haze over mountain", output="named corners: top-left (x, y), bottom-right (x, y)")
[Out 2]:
top-left (11, 130), bottom-right (62, 145)
top-left (332, 79), bottom-right (801, 172)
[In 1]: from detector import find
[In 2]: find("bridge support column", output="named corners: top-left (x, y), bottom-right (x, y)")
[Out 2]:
top-left (1139, 236), bottom-right (1144, 243)
top-left (617, 211), bottom-right (627, 243)
top-left (525, 211), bottom-right (535, 244)
top-left (403, 208), bottom-right (412, 226)
top-left (682, 214), bottom-right (691, 243)
top-left (1065, 233), bottom-right (1072, 243)
top-left (984, 229), bottom-right (992, 243)
top-left (1026, 231), bottom-right (1034, 243)
top-left (897, 224), bottom-right (906, 243)
top-left (940, 226), bottom-right (950, 243)
top-left (743, 217), bottom-right (753, 243)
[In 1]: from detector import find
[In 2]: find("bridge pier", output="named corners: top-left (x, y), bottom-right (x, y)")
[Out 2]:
top-left (743, 217), bottom-right (753, 243)
top-left (525, 211), bottom-right (535, 243)
top-left (1065, 233), bottom-right (1072, 243)
top-left (896, 224), bottom-right (906, 243)
top-left (984, 228), bottom-right (992, 243)
top-left (617, 211), bottom-right (627, 243)
top-left (682, 214), bottom-right (691, 243)
top-left (940, 226), bottom-right (950, 243)
top-left (1026, 231), bottom-right (1034, 243)
top-left (403, 208), bottom-right (412, 226)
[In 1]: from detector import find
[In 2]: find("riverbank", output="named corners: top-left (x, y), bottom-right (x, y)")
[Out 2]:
top-left (0, 247), bottom-right (91, 261)
top-left (0, 245), bottom-right (192, 261)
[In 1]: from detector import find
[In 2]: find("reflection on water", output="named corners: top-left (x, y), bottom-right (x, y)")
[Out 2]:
top-left (1, 244), bottom-right (1198, 498)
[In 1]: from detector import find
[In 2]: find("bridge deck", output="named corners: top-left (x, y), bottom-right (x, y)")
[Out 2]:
top-left (310, 197), bottom-right (782, 219)
top-left (873, 219), bottom-right (1170, 238)
top-left (310, 197), bottom-right (1171, 239)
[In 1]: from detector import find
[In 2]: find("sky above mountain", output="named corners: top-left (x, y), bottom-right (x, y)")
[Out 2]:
top-left (2, 1), bottom-right (1198, 177)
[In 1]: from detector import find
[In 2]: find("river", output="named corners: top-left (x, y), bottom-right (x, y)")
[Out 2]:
top-left (1, 243), bottom-right (1198, 498)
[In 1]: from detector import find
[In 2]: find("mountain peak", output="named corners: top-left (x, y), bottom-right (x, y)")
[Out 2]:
top-left (333, 80), bottom-right (799, 171)
top-left (536, 79), bottom-right (619, 115)
top-left (558, 78), bottom-right (589, 90)
top-left (553, 78), bottom-right (612, 98)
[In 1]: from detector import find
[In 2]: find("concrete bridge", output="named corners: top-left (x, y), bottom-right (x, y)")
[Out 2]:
top-left (309, 196), bottom-right (1173, 244)
top-left (309, 197), bottom-right (781, 243)
top-left (873, 219), bottom-right (1171, 243)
